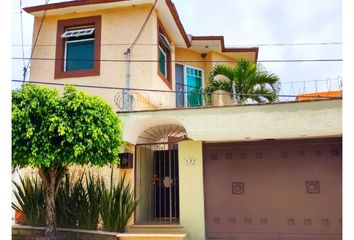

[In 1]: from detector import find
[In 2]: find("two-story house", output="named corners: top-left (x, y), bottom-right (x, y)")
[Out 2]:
top-left (22, 1), bottom-right (342, 240)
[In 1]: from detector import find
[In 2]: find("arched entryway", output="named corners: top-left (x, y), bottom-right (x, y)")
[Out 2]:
top-left (135, 124), bottom-right (187, 225)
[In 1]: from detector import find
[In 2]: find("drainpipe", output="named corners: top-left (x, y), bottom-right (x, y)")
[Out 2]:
top-left (123, 49), bottom-right (131, 111)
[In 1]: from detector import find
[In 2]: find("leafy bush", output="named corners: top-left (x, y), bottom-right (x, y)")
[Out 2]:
top-left (100, 170), bottom-right (139, 232)
top-left (13, 170), bottom-right (137, 232)
top-left (12, 176), bottom-right (45, 226)
top-left (55, 174), bottom-right (76, 228)
top-left (56, 173), bottom-right (101, 229)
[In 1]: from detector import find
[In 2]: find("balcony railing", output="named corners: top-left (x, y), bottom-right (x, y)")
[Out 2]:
top-left (115, 78), bottom-right (342, 112)
top-left (16, 77), bottom-right (342, 112)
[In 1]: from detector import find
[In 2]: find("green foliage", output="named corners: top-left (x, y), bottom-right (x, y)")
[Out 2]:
top-left (205, 59), bottom-right (280, 103)
top-left (12, 175), bottom-right (45, 226)
top-left (55, 174), bottom-right (75, 228)
top-left (100, 170), bottom-right (139, 232)
top-left (13, 171), bottom-right (136, 232)
top-left (12, 84), bottom-right (124, 169)
top-left (56, 173), bottom-right (101, 229)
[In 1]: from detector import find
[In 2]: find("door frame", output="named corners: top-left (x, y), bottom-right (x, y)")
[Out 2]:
top-left (134, 138), bottom-right (183, 224)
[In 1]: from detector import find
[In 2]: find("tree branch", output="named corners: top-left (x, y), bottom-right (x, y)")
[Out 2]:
top-left (38, 167), bottom-right (50, 189)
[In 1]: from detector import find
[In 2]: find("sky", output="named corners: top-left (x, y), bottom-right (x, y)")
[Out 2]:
top-left (11, 0), bottom-right (342, 94)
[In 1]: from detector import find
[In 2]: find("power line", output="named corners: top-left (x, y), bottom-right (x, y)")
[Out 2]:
top-left (19, 0), bottom-right (26, 75)
top-left (11, 42), bottom-right (343, 48)
top-left (23, 0), bottom-right (50, 82)
top-left (12, 56), bottom-right (343, 63)
top-left (10, 79), bottom-right (342, 99)
top-left (127, 0), bottom-right (158, 52)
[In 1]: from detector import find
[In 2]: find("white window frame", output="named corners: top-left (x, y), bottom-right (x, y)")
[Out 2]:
top-left (176, 63), bottom-right (204, 107)
top-left (64, 38), bottom-right (95, 72)
top-left (61, 27), bottom-right (95, 38)
top-left (159, 45), bottom-right (168, 77)
top-left (159, 33), bottom-right (172, 52)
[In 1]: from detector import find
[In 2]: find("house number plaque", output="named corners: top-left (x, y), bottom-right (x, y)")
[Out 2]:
top-left (183, 156), bottom-right (197, 167)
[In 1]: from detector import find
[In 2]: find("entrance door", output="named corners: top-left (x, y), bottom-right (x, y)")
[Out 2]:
top-left (135, 125), bottom-right (186, 224)
top-left (153, 143), bottom-right (179, 222)
top-left (135, 142), bottom-right (180, 224)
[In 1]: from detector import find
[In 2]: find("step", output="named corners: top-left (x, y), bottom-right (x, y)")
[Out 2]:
top-left (126, 224), bottom-right (186, 233)
top-left (116, 233), bottom-right (188, 240)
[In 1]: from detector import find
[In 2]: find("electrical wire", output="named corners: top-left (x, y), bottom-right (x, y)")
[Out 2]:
top-left (10, 79), bottom-right (342, 99)
top-left (12, 56), bottom-right (343, 63)
top-left (127, 0), bottom-right (158, 52)
top-left (19, 0), bottom-right (26, 72)
top-left (23, 0), bottom-right (50, 82)
top-left (11, 42), bottom-right (342, 47)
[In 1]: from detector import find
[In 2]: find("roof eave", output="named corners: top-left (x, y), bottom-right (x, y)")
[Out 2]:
top-left (23, 0), bottom-right (191, 48)
top-left (191, 35), bottom-right (259, 62)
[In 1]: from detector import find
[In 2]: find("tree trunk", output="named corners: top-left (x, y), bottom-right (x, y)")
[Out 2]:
top-left (39, 167), bottom-right (59, 239)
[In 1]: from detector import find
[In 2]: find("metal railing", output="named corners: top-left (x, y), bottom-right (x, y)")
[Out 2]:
top-left (13, 77), bottom-right (342, 112)
top-left (114, 77), bottom-right (342, 111)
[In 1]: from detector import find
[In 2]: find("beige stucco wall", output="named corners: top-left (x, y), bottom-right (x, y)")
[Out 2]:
top-left (119, 99), bottom-right (342, 144)
top-left (29, 4), bottom-right (174, 112)
top-left (28, 5), bottom-right (256, 112)
top-left (178, 140), bottom-right (205, 240)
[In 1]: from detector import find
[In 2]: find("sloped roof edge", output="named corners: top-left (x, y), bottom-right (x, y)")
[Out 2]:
top-left (23, 0), bottom-right (258, 58)
top-left (23, 0), bottom-right (191, 47)
top-left (191, 36), bottom-right (259, 62)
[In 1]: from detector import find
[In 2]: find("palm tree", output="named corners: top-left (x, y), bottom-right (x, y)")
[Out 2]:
top-left (205, 59), bottom-right (280, 103)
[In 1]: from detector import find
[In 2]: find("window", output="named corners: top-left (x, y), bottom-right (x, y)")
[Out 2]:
top-left (186, 66), bottom-right (203, 107)
top-left (159, 46), bottom-right (167, 76)
top-left (176, 64), bottom-right (204, 107)
top-left (63, 27), bottom-right (95, 71)
top-left (55, 16), bottom-right (101, 79)
top-left (157, 22), bottom-right (172, 88)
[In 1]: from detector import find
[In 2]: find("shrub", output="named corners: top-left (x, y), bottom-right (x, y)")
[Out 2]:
top-left (100, 170), bottom-right (139, 232)
top-left (13, 170), bottom-right (137, 232)
top-left (12, 176), bottom-right (45, 226)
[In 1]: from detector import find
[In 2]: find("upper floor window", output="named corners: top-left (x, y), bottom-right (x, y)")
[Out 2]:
top-left (62, 27), bottom-right (95, 71)
top-left (157, 22), bottom-right (172, 88)
top-left (55, 16), bottom-right (101, 79)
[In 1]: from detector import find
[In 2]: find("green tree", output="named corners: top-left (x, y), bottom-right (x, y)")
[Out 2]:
top-left (12, 84), bottom-right (124, 238)
top-left (205, 59), bottom-right (280, 103)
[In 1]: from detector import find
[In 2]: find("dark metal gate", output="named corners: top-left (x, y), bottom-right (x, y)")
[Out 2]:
top-left (135, 141), bottom-right (180, 224)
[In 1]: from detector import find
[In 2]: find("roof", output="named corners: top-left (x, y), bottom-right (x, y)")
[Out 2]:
top-left (23, 0), bottom-right (258, 59)
top-left (296, 91), bottom-right (342, 101)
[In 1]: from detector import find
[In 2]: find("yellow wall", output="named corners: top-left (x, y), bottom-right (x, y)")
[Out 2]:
top-left (178, 140), bottom-right (205, 240)
top-left (175, 48), bottom-right (206, 72)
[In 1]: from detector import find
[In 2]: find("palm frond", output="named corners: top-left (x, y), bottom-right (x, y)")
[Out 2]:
top-left (205, 58), bottom-right (280, 104)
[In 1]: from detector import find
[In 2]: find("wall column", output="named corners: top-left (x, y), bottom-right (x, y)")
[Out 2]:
top-left (178, 140), bottom-right (205, 240)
